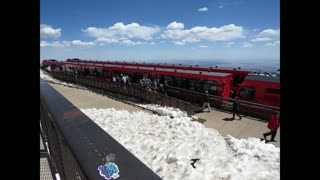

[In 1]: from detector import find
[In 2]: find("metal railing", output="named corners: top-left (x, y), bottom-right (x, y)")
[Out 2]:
top-left (46, 70), bottom-right (279, 120)
top-left (48, 71), bottom-right (199, 115)
top-left (167, 85), bottom-right (280, 120)
top-left (40, 79), bottom-right (162, 180)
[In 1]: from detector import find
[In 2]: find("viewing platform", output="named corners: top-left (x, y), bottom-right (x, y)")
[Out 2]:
top-left (48, 82), bottom-right (280, 147)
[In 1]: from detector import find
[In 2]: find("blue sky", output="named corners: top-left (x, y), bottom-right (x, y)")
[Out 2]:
top-left (40, 0), bottom-right (279, 64)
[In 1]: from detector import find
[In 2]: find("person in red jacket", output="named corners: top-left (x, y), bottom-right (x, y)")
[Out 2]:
top-left (263, 112), bottom-right (280, 142)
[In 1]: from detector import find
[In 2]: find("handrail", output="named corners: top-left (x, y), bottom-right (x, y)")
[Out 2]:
top-left (45, 70), bottom-right (279, 119)
top-left (40, 79), bottom-right (162, 180)
top-left (167, 85), bottom-right (280, 111)
top-left (47, 70), bottom-right (199, 115)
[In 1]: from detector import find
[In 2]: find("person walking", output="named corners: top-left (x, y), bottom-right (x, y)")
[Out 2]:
top-left (232, 97), bottom-right (242, 120)
top-left (159, 84), bottom-right (167, 96)
top-left (202, 91), bottom-right (211, 112)
top-left (263, 112), bottom-right (280, 142)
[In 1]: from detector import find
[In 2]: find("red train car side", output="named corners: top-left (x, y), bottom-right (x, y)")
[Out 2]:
top-left (42, 59), bottom-right (280, 114)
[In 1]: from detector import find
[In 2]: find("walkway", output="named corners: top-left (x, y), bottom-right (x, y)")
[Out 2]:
top-left (48, 83), bottom-right (280, 147)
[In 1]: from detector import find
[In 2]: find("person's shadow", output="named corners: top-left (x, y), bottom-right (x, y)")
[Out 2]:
top-left (222, 117), bottom-right (234, 121)
top-left (260, 138), bottom-right (277, 143)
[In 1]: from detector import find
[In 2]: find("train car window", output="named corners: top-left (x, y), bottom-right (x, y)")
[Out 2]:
top-left (101, 69), bottom-right (107, 77)
top-left (265, 88), bottom-right (280, 94)
top-left (93, 68), bottom-right (99, 76)
top-left (84, 68), bottom-right (90, 76)
top-left (159, 75), bottom-right (165, 84)
top-left (188, 79), bottom-right (195, 91)
top-left (188, 79), bottom-right (202, 92)
top-left (175, 77), bottom-right (186, 88)
top-left (239, 86), bottom-right (256, 99)
top-left (204, 80), bottom-right (218, 95)
top-left (171, 77), bottom-right (177, 86)
top-left (164, 76), bottom-right (174, 86)
top-left (90, 69), bottom-right (95, 76)
top-left (233, 75), bottom-right (245, 86)
top-left (197, 81), bottom-right (202, 92)
top-left (209, 83), bottom-right (217, 95)
top-left (132, 73), bottom-right (143, 83)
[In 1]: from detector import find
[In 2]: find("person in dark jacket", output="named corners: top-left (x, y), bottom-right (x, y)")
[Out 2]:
top-left (159, 84), bottom-right (167, 96)
top-left (263, 112), bottom-right (280, 141)
top-left (232, 97), bottom-right (242, 120)
top-left (202, 91), bottom-right (211, 112)
top-left (230, 90), bottom-right (235, 99)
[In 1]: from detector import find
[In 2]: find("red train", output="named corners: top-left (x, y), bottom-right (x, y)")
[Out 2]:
top-left (42, 58), bottom-right (280, 114)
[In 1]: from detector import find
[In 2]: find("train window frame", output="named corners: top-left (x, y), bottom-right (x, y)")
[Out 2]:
top-left (164, 76), bottom-right (174, 86)
top-left (204, 80), bottom-right (218, 95)
top-left (175, 77), bottom-right (186, 88)
top-left (239, 86), bottom-right (256, 99)
top-left (188, 79), bottom-right (202, 92)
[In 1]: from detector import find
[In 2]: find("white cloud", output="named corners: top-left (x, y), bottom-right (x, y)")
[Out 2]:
top-left (199, 45), bottom-right (208, 48)
top-left (198, 7), bottom-right (208, 12)
top-left (174, 41), bottom-right (185, 45)
top-left (251, 38), bottom-right (272, 42)
top-left (165, 21), bottom-right (184, 30)
top-left (40, 41), bottom-right (64, 47)
top-left (94, 37), bottom-right (145, 46)
top-left (71, 40), bottom-right (96, 47)
top-left (40, 24), bottom-right (61, 38)
top-left (161, 22), bottom-right (244, 45)
top-left (174, 37), bottom-right (201, 45)
top-left (95, 37), bottom-right (119, 44)
top-left (40, 40), bottom-right (96, 48)
top-left (242, 42), bottom-right (253, 48)
top-left (218, 5), bottom-right (224, 8)
top-left (265, 41), bottom-right (280, 46)
top-left (121, 39), bottom-right (142, 46)
top-left (82, 22), bottom-right (160, 41)
top-left (257, 29), bottom-right (280, 37)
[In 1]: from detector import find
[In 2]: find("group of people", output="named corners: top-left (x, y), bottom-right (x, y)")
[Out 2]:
top-left (112, 74), bottom-right (130, 85)
top-left (202, 90), bottom-right (279, 142)
top-left (139, 77), bottom-right (167, 95)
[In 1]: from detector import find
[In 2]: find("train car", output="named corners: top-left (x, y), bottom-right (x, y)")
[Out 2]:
top-left (63, 61), bottom-right (232, 93)
top-left (63, 59), bottom-right (252, 95)
top-left (42, 59), bottom-right (66, 71)
top-left (42, 59), bottom-right (280, 113)
top-left (237, 73), bottom-right (280, 107)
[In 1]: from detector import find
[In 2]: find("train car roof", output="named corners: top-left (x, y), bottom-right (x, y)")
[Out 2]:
top-left (65, 60), bottom-right (253, 73)
top-left (65, 62), bottom-right (233, 77)
top-left (154, 68), bottom-right (232, 77)
top-left (245, 74), bottom-right (280, 83)
top-left (102, 64), bottom-right (232, 77)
